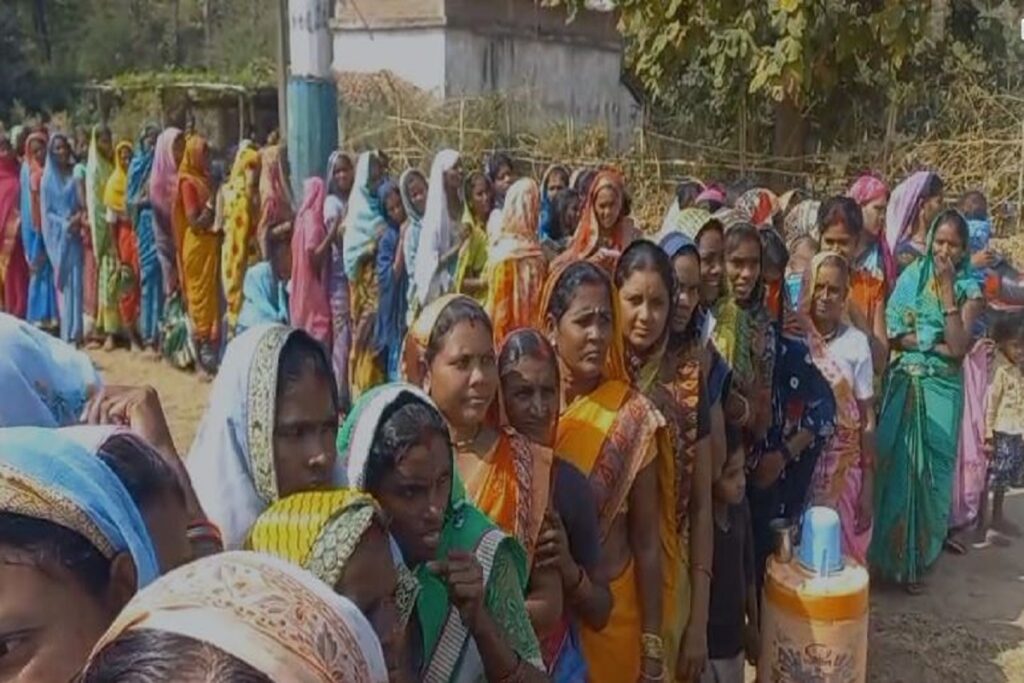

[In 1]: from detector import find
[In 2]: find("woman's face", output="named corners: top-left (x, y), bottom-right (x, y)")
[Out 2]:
top-left (372, 431), bottom-right (451, 566)
top-left (337, 524), bottom-right (402, 674)
top-left (426, 321), bottom-right (498, 434)
top-left (594, 186), bottom-right (623, 231)
top-left (501, 354), bottom-right (559, 446)
top-left (492, 163), bottom-right (514, 197)
top-left (443, 161), bottom-right (463, 197)
top-left (819, 222), bottom-right (856, 260)
top-left (0, 545), bottom-right (130, 683)
top-left (696, 228), bottom-right (725, 304)
top-left (333, 156), bottom-right (355, 195)
top-left (618, 268), bottom-right (670, 353)
top-left (546, 170), bottom-right (568, 198)
top-left (97, 130), bottom-right (113, 159)
top-left (171, 134), bottom-right (186, 166)
top-left (53, 137), bottom-right (71, 169)
top-left (861, 197), bottom-right (886, 237)
top-left (273, 366), bottom-right (339, 497)
top-left (919, 193), bottom-right (944, 232)
top-left (117, 145), bottom-right (131, 168)
top-left (469, 178), bottom-right (492, 220)
top-left (385, 190), bottom-right (406, 227)
top-left (407, 176), bottom-right (428, 216)
top-left (270, 237), bottom-right (292, 281)
top-left (561, 196), bottom-right (581, 236)
top-left (932, 220), bottom-right (965, 265)
top-left (726, 235), bottom-right (761, 302)
top-left (549, 282), bottom-right (613, 385)
top-left (672, 252), bottom-right (701, 334)
top-left (812, 262), bottom-right (848, 328)
top-left (367, 157), bottom-right (384, 195)
top-left (143, 129), bottom-right (158, 151)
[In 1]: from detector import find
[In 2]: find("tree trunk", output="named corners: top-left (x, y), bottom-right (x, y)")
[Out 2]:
top-left (771, 92), bottom-right (807, 190)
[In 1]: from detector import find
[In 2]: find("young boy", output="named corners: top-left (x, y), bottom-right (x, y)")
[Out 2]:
top-left (979, 311), bottom-right (1024, 543)
top-left (703, 429), bottom-right (759, 683)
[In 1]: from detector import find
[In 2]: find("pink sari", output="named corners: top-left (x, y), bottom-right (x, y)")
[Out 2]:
top-left (0, 152), bottom-right (28, 317)
top-left (949, 342), bottom-right (989, 529)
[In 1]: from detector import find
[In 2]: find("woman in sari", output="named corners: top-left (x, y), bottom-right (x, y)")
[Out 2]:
top-left (539, 260), bottom-right (666, 683)
top-left (869, 209), bottom-right (983, 592)
top-left (149, 127), bottom-right (184, 296)
top-left (290, 177), bottom-right (333, 349)
top-left (538, 164), bottom-right (570, 249)
top-left (41, 133), bottom-right (86, 345)
top-left (847, 173), bottom-right (893, 290)
top-left (85, 125), bottom-right (120, 342)
top-left (400, 168), bottom-right (428, 323)
top-left (174, 135), bottom-right (221, 377)
top-left (343, 151), bottom-right (387, 399)
top-left (455, 171), bottom-right (490, 304)
top-left (485, 152), bottom-right (516, 242)
top-left (0, 132), bottom-right (28, 318)
top-left (886, 171), bottom-right (944, 273)
top-left (800, 252), bottom-right (877, 563)
top-left (484, 177), bottom-right (547, 345)
top-left (126, 124), bottom-right (162, 351)
top-left (21, 131), bottom-right (59, 331)
top-left (781, 199), bottom-right (820, 248)
top-left (325, 150), bottom-right (356, 411)
top-left (0, 427), bottom-right (159, 682)
top-left (237, 223), bottom-right (292, 334)
top-left (413, 150), bottom-right (463, 309)
top-left (0, 310), bottom-right (100, 427)
top-left (552, 169), bottom-right (639, 274)
top-left (376, 179), bottom-right (409, 381)
top-left (186, 324), bottom-right (343, 549)
top-left (104, 140), bottom-right (142, 347)
top-left (218, 143), bottom-right (261, 335)
top-left (80, 551), bottom-right (389, 683)
top-left (248, 490), bottom-right (419, 679)
top-left (402, 294), bottom-right (563, 633)
top-left (734, 188), bottom-right (781, 230)
top-left (614, 239), bottom-right (714, 681)
top-left (257, 144), bottom-right (294, 256)
top-left (339, 383), bottom-right (547, 682)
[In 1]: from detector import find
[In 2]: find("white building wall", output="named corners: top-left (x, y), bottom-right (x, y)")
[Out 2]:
top-left (331, 28), bottom-right (447, 95)
top-left (290, 0), bottom-right (333, 78)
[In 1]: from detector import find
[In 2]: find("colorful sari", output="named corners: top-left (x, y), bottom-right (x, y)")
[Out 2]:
top-left (552, 169), bottom-right (634, 274)
top-left (104, 140), bottom-right (141, 328)
top-left (413, 150), bottom-right (461, 308)
top-left (781, 199), bottom-right (820, 247)
top-left (325, 150), bottom-right (353, 410)
top-left (0, 311), bottom-right (100, 427)
top-left (291, 177), bottom-right (333, 348)
top-left (374, 180), bottom-right (408, 380)
top-left (41, 135), bottom-right (85, 344)
top-left (219, 144), bottom-right (261, 333)
top-left (0, 135), bottom-right (27, 317)
top-left (455, 174), bottom-right (489, 305)
top-left (868, 213), bottom-right (981, 584)
top-left (149, 127), bottom-right (182, 294)
top-left (126, 125), bottom-right (162, 343)
top-left (186, 324), bottom-right (345, 549)
top-left (885, 171), bottom-right (935, 275)
top-left (539, 264), bottom-right (669, 683)
top-left (175, 136), bottom-right (220, 343)
top-left (85, 127), bottom-right (119, 334)
top-left (0, 426), bottom-right (159, 588)
top-left (340, 383), bottom-right (543, 683)
top-left (21, 132), bottom-right (59, 329)
top-left (257, 144), bottom-right (294, 257)
top-left (400, 168), bottom-right (427, 325)
top-left (848, 174), bottom-right (894, 289)
top-left (86, 551), bottom-right (389, 683)
top-left (484, 178), bottom-right (547, 345)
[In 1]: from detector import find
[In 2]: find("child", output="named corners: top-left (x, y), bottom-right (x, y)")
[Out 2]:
top-left (959, 190), bottom-right (993, 278)
top-left (979, 311), bottom-right (1024, 543)
top-left (703, 430), bottom-right (759, 683)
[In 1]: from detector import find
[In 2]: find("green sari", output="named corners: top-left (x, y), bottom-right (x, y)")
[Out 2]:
top-left (339, 383), bottom-right (542, 683)
top-left (868, 213), bottom-right (981, 584)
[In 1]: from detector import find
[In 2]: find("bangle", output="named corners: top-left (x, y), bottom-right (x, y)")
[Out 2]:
top-left (640, 632), bottom-right (664, 661)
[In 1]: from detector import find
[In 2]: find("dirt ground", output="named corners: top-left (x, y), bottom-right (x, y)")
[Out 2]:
top-left (88, 347), bottom-right (1024, 682)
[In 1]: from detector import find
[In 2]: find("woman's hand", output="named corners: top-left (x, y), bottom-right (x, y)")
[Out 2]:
top-left (752, 450), bottom-right (785, 489)
top-left (934, 253), bottom-right (956, 296)
top-left (675, 623), bottom-right (708, 682)
top-left (427, 551), bottom-right (487, 632)
top-left (82, 385), bottom-right (175, 453)
top-left (535, 509), bottom-right (574, 580)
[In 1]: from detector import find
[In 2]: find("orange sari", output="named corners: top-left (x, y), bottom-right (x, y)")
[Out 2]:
top-left (551, 170), bottom-right (636, 275)
top-left (174, 136), bottom-right (220, 341)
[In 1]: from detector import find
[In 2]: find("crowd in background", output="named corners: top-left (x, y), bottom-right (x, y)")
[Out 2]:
top-left (2, 118), bottom-right (1024, 683)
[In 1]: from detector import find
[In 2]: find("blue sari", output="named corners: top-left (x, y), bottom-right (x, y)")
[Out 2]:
top-left (127, 126), bottom-right (162, 343)
top-left (40, 136), bottom-right (84, 344)
top-left (236, 262), bottom-right (289, 334)
top-left (374, 180), bottom-right (408, 380)
top-left (20, 156), bottom-right (58, 329)
top-left (0, 426), bottom-right (159, 587)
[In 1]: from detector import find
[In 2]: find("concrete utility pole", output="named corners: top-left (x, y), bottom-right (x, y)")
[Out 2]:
top-left (285, 0), bottom-right (339, 199)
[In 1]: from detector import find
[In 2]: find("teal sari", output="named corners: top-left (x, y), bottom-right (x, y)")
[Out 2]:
top-left (339, 383), bottom-right (542, 683)
top-left (868, 212), bottom-right (981, 584)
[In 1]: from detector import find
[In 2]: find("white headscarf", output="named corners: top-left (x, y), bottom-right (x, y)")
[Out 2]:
top-left (85, 551), bottom-right (388, 683)
top-left (186, 324), bottom-right (345, 549)
top-left (413, 150), bottom-right (461, 307)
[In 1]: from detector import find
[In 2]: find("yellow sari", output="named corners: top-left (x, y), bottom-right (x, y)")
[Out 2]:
top-left (454, 206), bottom-right (488, 305)
top-left (220, 146), bottom-right (261, 332)
top-left (175, 136), bottom-right (220, 341)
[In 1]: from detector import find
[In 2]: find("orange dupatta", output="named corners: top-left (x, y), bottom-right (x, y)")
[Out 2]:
top-left (551, 169), bottom-right (633, 274)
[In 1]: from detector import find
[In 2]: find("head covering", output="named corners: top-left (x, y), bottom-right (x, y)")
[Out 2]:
top-left (258, 144), bottom-right (294, 228)
top-left (186, 324), bottom-right (345, 549)
top-left (0, 426), bottom-right (159, 587)
top-left (401, 293), bottom-right (469, 386)
top-left (885, 171), bottom-right (935, 255)
top-left (325, 150), bottom-right (352, 199)
top-left (489, 177), bottom-right (543, 264)
top-left (102, 140), bottom-right (133, 214)
top-left (413, 149), bottom-right (461, 306)
top-left (177, 135), bottom-right (211, 202)
top-left (735, 187), bottom-right (780, 228)
top-left (848, 174), bottom-right (888, 207)
top-left (126, 125), bottom-right (159, 226)
top-left (399, 168), bottom-right (428, 312)
top-left (783, 199), bottom-right (821, 246)
top-left (553, 168), bottom-right (628, 269)
top-left (39, 133), bottom-right (81, 290)
top-left (661, 206), bottom-right (722, 244)
top-left (86, 551), bottom-right (388, 683)
top-left (694, 185), bottom-right (726, 207)
top-left (538, 164), bottom-right (570, 241)
top-left (148, 127), bottom-right (181, 219)
top-left (660, 231), bottom-right (698, 260)
top-left (341, 151), bottom-right (386, 281)
top-left (84, 126), bottom-right (114, 257)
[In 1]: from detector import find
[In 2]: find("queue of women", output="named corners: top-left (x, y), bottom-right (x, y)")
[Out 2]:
top-left (2, 121), bottom-right (1024, 683)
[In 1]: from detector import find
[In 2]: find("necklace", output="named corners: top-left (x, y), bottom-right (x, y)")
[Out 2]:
top-left (454, 429), bottom-right (481, 450)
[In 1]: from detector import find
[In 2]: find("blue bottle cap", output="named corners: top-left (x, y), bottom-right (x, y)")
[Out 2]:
top-left (797, 506), bottom-right (844, 576)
